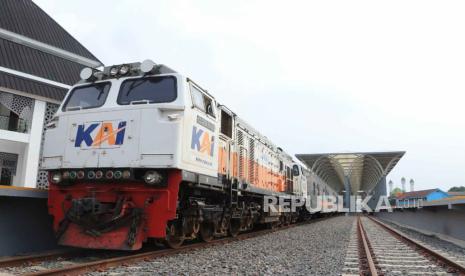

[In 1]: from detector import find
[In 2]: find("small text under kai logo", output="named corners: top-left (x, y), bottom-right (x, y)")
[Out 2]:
top-left (191, 126), bottom-right (214, 156)
top-left (75, 121), bottom-right (126, 148)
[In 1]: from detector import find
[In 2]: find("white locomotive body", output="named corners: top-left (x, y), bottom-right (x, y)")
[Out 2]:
top-left (43, 69), bottom-right (219, 178)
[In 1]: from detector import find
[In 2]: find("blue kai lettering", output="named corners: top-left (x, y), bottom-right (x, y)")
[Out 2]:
top-left (191, 126), bottom-right (214, 157)
top-left (75, 123), bottom-right (98, 147)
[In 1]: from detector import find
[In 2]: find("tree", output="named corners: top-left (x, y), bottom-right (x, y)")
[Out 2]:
top-left (448, 186), bottom-right (465, 192)
top-left (390, 187), bottom-right (404, 197)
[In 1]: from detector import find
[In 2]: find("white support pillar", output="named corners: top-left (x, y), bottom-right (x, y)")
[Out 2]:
top-left (344, 175), bottom-right (351, 213)
top-left (21, 99), bottom-right (46, 187)
top-left (13, 149), bottom-right (25, 186)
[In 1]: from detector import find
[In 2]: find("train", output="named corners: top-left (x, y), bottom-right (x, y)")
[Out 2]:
top-left (42, 60), bottom-right (337, 250)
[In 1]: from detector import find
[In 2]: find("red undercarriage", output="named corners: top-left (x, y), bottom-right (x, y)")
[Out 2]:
top-left (47, 170), bottom-right (182, 250)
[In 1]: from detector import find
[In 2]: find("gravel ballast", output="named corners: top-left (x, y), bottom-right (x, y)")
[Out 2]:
top-left (91, 216), bottom-right (355, 275)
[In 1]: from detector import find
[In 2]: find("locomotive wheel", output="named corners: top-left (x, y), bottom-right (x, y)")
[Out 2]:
top-left (228, 219), bottom-right (240, 237)
top-left (268, 221), bottom-right (280, 230)
top-left (199, 221), bottom-right (215, 242)
top-left (153, 239), bottom-right (165, 247)
top-left (285, 215), bottom-right (291, 226)
top-left (164, 223), bottom-right (184, 249)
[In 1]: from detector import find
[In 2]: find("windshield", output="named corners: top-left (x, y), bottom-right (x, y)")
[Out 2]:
top-left (118, 76), bottom-right (177, 105)
top-left (62, 82), bottom-right (111, 111)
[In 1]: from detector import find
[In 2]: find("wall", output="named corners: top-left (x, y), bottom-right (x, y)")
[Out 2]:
top-left (0, 98), bottom-right (46, 187)
top-left (0, 195), bottom-right (59, 256)
top-left (427, 190), bottom-right (449, 201)
top-left (0, 138), bottom-right (26, 186)
top-left (376, 206), bottom-right (465, 247)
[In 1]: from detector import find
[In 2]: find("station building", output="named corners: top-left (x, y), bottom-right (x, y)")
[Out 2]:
top-left (395, 188), bottom-right (450, 207)
top-left (0, 0), bottom-right (102, 188)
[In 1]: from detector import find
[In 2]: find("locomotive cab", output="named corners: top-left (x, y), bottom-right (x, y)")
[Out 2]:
top-left (44, 60), bottom-right (220, 179)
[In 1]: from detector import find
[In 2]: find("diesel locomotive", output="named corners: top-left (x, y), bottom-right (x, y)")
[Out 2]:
top-left (42, 60), bottom-right (336, 250)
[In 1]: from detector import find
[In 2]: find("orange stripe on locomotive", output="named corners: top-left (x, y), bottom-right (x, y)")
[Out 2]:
top-left (217, 147), bottom-right (287, 193)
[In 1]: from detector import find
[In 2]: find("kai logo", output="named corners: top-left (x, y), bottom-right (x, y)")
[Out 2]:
top-left (75, 121), bottom-right (127, 148)
top-left (191, 126), bottom-right (214, 156)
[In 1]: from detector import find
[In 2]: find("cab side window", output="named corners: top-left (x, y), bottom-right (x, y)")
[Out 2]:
top-left (292, 165), bottom-right (300, 176)
top-left (190, 84), bottom-right (215, 117)
top-left (191, 85), bottom-right (205, 110)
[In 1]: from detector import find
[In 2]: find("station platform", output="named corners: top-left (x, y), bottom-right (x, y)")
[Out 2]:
top-left (377, 198), bottom-right (465, 248)
top-left (0, 185), bottom-right (48, 198)
top-left (0, 185), bottom-right (59, 256)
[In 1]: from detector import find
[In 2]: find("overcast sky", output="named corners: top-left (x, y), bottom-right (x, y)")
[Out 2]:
top-left (35, 0), bottom-right (465, 192)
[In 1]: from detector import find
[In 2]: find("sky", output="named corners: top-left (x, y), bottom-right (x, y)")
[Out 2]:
top-left (34, 0), bottom-right (465, 192)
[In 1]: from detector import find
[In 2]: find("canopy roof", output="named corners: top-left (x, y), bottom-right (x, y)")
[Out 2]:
top-left (296, 151), bottom-right (405, 194)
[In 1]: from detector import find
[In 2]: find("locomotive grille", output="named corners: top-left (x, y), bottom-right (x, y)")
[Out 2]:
top-left (237, 130), bottom-right (244, 146)
top-left (237, 130), bottom-right (246, 180)
top-left (249, 138), bottom-right (255, 183)
top-left (239, 146), bottom-right (247, 180)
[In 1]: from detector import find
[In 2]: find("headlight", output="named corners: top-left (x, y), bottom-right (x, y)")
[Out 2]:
top-left (80, 67), bottom-right (94, 80)
top-left (143, 170), bottom-right (163, 185)
top-left (140, 59), bottom-right (156, 74)
top-left (50, 172), bottom-right (62, 184)
top-left (110, 67), bottom-right (119, 76)
top-left (119, 65), bottom-right (130, 75)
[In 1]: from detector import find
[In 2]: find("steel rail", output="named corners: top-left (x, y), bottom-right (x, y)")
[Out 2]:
top-left (25, 243), bottom-right (221, 276)
top-left (0, 249), bottom-right (83, 268)
top-left (357, 216), bottom-right (378, 276)
top-left (368, 216), bottom-right (465, 275)
top-left (22, 215), bottom-right (336, 276)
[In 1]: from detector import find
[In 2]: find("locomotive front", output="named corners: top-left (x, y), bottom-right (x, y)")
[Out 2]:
top-left (42, 60), bottom-right (188, 250)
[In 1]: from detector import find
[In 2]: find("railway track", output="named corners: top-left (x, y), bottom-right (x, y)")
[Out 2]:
top-left (0, 249), bottom-right (130, 276)
top-left (0, 216), bottom-right (334, 276)
top-left (0, 249), bottom-right (82, 269)
top-left (357, 216), bottom-right (465, 276)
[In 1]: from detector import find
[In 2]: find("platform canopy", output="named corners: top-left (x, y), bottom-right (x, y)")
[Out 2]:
top-left (296, 151), bottom-right (405, 194)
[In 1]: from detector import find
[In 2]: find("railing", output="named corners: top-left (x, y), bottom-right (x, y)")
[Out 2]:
top-left (0, 115), bottom-right (28, 133)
